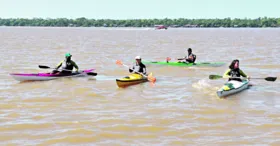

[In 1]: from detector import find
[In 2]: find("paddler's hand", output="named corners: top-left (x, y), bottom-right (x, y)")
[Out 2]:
top-left (247, 76), bottom-right (250, 80)
top-left (52, 69), bottom-right (59, 74)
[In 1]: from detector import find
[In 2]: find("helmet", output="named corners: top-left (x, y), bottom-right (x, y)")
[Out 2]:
top-left (188, 48), bottom-right (192, 52)
top-left (65, 53), bottom-right (72, 57)
top-left (135, 56), bottom-right (141, 59)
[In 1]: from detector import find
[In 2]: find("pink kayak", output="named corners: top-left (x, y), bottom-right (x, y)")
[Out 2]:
top-left (10, 69), bottom-right (96, 82)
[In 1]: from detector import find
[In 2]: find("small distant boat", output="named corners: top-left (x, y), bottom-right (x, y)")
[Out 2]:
top-left (155, 25), bottom-right (168, 30)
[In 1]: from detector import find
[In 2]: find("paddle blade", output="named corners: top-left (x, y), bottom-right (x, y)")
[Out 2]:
top-left (38, 65), bottom-right (51, 69)
top-left (87, 72), bottom-right (98, 76)
top-left (147, 73), bottom-right (156, 83)
top-left (209, 75), bottom-right (223, 80)
top-left (116, 60), bottom-right (123, 66)
top-left (265, 77), bottom-right (277, 82)
top-left (166, 57), bottom-right (171, 61)
top-left (166, 57), bottom-right (171, 63)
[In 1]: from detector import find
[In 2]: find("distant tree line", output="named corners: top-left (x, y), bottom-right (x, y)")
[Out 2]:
top-left (0, 17), bottom-right (279, 28)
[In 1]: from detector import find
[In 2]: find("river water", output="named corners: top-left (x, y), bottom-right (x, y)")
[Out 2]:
top-left (0, 27), bottom-right (280, 145)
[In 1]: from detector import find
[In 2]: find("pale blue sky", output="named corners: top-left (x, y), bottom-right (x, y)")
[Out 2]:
top-left (0, 0), bottom-right (279, 19)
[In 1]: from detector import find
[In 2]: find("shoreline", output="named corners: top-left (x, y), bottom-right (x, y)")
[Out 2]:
top-left (0, 26), bottom-right (280, 29)
top-left (1, 17), bottom-right (279, 28)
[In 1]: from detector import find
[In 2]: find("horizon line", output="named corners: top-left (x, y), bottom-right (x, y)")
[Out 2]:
top-left (0, 17), bottom-right (278, 20)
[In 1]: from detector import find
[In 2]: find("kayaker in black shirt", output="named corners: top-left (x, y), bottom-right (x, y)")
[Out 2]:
top-left (52, 53), bottom-right (79, 74)
top-left (129, 56), bottom-right (147, 75)
top-left (223, 59), bottom-right (250, 82)
top-left (177, 48), bottom-right (196, 63)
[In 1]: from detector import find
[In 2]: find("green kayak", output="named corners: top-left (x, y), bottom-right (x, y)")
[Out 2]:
top-left (142, 61), bottom-right (225, 67)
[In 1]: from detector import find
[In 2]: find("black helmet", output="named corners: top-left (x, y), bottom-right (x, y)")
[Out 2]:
top-left (188, 48), bottom-right (192, 52)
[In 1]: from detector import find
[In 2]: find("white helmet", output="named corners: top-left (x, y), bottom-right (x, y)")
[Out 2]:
top-left (135, 56), bottom-right (141, 59)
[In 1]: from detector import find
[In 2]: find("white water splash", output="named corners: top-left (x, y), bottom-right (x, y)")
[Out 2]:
top-left (192, 79), bottom-right (221, 98)
top-left (192, 79), bottom-right (212, 89)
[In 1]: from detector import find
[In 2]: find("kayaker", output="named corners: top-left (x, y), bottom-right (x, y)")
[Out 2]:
top-left (178, 48), bottom-right (196, 63)
top-left (223, 59), bottom-right (250, 82)
top-left (53, 53), bottom-right (79, 74)
top-left (129, 56), bottom-right (147, 75)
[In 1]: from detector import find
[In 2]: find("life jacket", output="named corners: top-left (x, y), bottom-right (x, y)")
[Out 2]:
top-left (62, 60), bottom-right (74, 71)
top-left (130, 62), bottom-right (146, 75)
top-left (185, 53), bottom-right (196, 63)
top-left (228, 69), bottom-right (242, 81)
top-left (229, 69), bottom-right (241, 77)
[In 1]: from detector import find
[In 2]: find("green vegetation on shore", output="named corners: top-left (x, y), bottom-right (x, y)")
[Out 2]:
top-left (0, 17), bottom-right (280, 28)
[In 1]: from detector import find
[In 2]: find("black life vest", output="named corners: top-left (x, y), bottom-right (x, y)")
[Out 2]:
top-left (228, 69), bottom-right (242, 81)
top-left (62, 60), bottom-right (74, 71)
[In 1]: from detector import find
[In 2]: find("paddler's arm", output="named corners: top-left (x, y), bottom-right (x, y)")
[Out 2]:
top-left (239, 69), bottom-right (248, 78)
top-left (129, 63), bottom-right (135, 73)
top-left (71, 61), bottom-right (79, 71)
top-left (223, 69), bottom-right (231, 78)
top-left (55, 60), bottom-right (63, 69)
top-left (141, 63), bottom-right (147, 75)
top-left (177, 56), bottom-right (187, 60)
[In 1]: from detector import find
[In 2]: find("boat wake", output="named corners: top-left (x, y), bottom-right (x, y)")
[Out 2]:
top-left (192, 79), bottom-right (211, 89)
top-left (93, 75), bottom-right (119, 81)
top-left (192, 79), bottom-right (219, 97)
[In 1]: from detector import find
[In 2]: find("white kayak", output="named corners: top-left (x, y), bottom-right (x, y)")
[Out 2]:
top-left (217, 79), bottom-right (250, 97)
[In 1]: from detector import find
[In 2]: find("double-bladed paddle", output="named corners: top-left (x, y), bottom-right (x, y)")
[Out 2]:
top-left (209, 74), bottom-right (277, 82)
top-left (38, 65), bottom-right (97, 76)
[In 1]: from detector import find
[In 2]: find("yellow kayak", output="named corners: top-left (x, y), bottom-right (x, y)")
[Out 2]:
top-left (116, 73), bottom-right (148, 88)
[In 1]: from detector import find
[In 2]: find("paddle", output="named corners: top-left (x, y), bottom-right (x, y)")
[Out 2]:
top-left (148, 57), bottom-right (171, 63)
top-left (38, 65), bottom-right (54, 69)
top-left (166, 57), bottom-right (171, 63)
top-left (38, 65), bottom-right (97, 76)
top-left (168, 57), bottom-right (193, 64)
top-left (115, 60), bottom-right (156, 83)
top-left (209, 75), bottom-right (277, 82)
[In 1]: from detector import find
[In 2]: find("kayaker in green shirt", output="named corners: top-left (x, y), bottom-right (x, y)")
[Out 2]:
top-left (223, 59), bottom-right (250, 82)
top-left (52, 53), bottom-right (79, 74)
top-left (177, 48), bottom-right (196, 63)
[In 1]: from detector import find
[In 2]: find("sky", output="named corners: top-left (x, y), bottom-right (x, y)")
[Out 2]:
top-left (0, 0), bottom-right (279, 19)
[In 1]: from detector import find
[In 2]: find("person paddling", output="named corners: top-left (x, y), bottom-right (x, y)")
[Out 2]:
top-left (129, 56), bottom-right (147, 75)
top-left (53, 53), bottom-right (79, 74)
top-left (177, 48), bottom-right (196, 63)
top-left (223, 59), bottom-right (250, 82)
